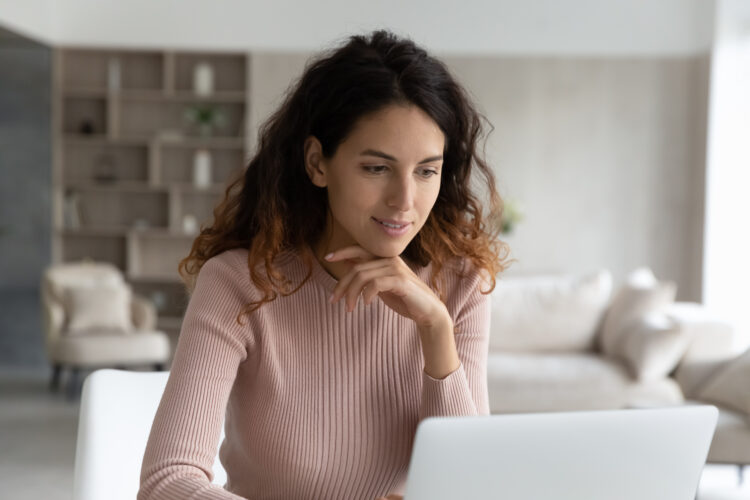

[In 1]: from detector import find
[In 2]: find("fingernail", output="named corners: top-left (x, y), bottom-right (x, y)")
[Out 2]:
top-left (324, 252), bottom-right (334, 260)
top-left (329, 294), bottom-right (335, 303)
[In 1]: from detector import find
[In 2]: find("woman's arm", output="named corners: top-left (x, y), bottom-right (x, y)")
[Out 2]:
top-left (417, 266), bottom-right (491, 420)
top-left (138, 254), bottom-right (255, 500)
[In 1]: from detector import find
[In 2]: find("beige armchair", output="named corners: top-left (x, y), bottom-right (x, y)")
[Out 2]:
top-left (41, 261), bottom-right (171, 398)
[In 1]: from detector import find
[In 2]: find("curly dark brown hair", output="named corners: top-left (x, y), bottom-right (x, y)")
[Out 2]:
top-left (178, 29), bottom-right (511, 324)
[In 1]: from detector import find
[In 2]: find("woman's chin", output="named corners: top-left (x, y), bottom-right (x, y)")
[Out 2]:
top-left (363, 238), bottom-right (410, 258)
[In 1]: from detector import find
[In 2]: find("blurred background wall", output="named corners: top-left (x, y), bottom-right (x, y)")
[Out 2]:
top-left (0, 26), bottom-right (52, 366)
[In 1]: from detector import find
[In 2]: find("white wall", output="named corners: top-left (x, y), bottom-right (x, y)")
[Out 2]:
top-left (0, 0), bottom-right (54, 44)
top-left (246, 51), bottom-right (710, 300)
top-left (1, 0), bottom-right (713, 56)
top-left (702, 0), bottom-right (750, 349)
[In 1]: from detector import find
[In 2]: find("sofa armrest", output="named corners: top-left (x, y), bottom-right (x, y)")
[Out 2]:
top-left (667, 302), bottom-right (749, 397)
top-left (131, 294), bottom-right (157, 330)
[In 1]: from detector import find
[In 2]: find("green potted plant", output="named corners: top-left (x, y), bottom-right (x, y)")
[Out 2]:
top-left (488, 199), bottom-right (524, 236)
top-left (184, 104), bottom-right (228, 137)
top-left (500, 199), bottom-right (523, 235)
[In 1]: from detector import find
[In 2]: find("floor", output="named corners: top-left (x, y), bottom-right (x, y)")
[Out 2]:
top-left (1, 367), bottom-right (749, 500)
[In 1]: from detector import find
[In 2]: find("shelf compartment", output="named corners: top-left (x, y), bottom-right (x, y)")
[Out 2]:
top-left (63, 143), bottom-right (148, 184)
top-left (61, 49), bottom-right (163, 91)
top-left (127, 232), bottom-right (195, 282)
top-left (61, 49), bottom-right (110, 90)
top-left (161, 146), bottom-right (244, 185)
top-left (129, 281), bottom-right (189, 319)
top-left (119, 100), bottom-right (245, 139)
top-left (63, 96), bottom-right (107, 135)
top-left (115, 89), bottom-right (245, 102)
top-left (61, 234), bottom-right (126, 269)
top-left (174, 52), bottom-right (247, 93)
top-left (64, 189), bottom-right (168, 230)
top-left (179, 190), bottom-right (222, 229)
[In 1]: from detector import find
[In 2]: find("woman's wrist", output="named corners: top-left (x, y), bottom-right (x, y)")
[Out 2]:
top-left (417, 310), bottom-right (460, 379)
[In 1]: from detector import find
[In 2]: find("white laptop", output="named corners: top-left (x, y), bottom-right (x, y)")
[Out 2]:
top-left (403, 405), bottom-right (718, 500)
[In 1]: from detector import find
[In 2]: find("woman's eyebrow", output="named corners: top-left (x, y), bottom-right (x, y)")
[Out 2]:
top-left (359, 149), bottom-right (443, 164)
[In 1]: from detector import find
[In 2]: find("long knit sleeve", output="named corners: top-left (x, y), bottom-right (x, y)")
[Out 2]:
top-left (138, 255), bottom-right (254, 500)
top-left (419, 266), bottom-right (491, 419)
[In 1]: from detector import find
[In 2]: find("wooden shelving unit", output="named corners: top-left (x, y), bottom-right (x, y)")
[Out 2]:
top-left (52, 48), bottom-right (250, 340)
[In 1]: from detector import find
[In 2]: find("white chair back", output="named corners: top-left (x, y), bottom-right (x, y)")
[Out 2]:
top-left (73, 369), bottom-right (226, 500)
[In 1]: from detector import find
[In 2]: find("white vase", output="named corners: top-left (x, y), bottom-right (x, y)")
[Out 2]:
top-left (193, 62), bottom-right (214, 96)
top-left (182, 214), bottom-right (198, 234)
top-left (107, 58), bottom-right (121, 92)
top-left (193, 149), bottom-right (212, 188)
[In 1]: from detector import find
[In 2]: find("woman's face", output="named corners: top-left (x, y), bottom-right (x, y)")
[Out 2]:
top-left (304, 104), bottom-right (445, 259)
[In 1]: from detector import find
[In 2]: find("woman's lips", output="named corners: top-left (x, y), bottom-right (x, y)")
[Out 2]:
top-left (372, 217), bottom-right (411, 236)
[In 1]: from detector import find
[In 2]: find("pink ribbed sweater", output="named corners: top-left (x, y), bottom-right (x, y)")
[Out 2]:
top-left (138, 244), bottom-right (490, 500)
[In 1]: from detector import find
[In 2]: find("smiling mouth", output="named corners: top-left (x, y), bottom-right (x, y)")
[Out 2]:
top-left (372, 217), bottom-right (410, 228)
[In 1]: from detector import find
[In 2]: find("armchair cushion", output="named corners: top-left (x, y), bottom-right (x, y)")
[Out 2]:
top-left (52, 330), bottom-right (171, 365)
top-left (62, 283), bottom-right (135, 335)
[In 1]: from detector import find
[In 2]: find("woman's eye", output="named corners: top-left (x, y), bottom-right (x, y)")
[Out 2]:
top-left (362, 165), bottom-right (439, 177)
top-left (363, 165), bottom-right (387, 174)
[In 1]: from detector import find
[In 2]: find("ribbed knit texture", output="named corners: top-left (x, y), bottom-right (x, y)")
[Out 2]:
top-left (138, 243), bottom-right (490, 500)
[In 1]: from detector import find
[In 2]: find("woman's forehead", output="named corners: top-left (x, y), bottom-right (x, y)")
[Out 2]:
top-left (339, 105), bottom-right (445, 160)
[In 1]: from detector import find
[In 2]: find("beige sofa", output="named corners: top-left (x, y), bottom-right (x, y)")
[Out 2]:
top-left (485, 268), bottom-right (750, 470)
top-left (41, 261), bottom-right (171, 399)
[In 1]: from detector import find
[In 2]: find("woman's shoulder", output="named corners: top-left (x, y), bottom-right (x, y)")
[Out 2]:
top-left (201, 247), bottom-right (249, 275)
top-left (194, 248), bottom-right (254, 295)
top-left (199, 246), bottom-right (300, 297)
top-left (417, 254), bottom-right (490, 299)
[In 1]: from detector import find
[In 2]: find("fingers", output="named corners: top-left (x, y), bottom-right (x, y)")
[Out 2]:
top-left (325, 244), bottom-right (412, 313)
top-left (362, 275), bottom-right (401, 306)
top-left (335, 265), bottom-right (395, 311)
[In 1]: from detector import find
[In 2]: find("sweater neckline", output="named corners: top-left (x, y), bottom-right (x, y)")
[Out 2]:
top-left (301, 242), bottom-right (339, 294)
top-left (299, 241), bottom-right (428, 295)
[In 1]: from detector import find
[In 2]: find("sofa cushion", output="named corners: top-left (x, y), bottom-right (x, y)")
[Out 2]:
top-left (618, 312), bottom-right (692, 382)
top-left (686, 401), bottom-right (750, 464)
top-left (599, 267), bottom-right (676, 356)
top-left (695, 349), bottom-right (750, 416)
top-left (488, 270), bottom-right (612, 352)
top-left (486, 352), bottom-right (684, 414)
top-left (62, 283), bottom-right (135, 335)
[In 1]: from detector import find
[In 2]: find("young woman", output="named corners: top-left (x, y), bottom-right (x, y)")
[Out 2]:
top-left (138, 29), bottom-right (509, 500)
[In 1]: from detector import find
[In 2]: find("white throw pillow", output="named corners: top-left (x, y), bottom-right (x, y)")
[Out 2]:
top-left (695, 349), bottom-right (750, 415)
top-left (62, 283), bottom-right (134, 335)
top-left (488, 270), bottom-right (612, 352)
top-left (618, 312), bottom-right (691, 381)
top-left (599, 267), bottom-right (676, 356)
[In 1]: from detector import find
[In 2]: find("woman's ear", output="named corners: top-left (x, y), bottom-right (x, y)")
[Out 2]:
top-left (304, 136), bottom-right (327, 188)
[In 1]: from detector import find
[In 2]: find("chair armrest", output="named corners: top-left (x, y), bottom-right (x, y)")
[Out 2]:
top-left (131, 294), bottom-right (157, 330)
top-left (41, 299), bottom-right (66, 356)
top-left (667, 302), bottom-right (749, 397)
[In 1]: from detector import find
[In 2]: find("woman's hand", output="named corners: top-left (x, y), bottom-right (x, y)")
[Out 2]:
top-left (326, 244), bottom-right (461, 379)
top-left (375, 495), bottom-right (403, 500)
top-left (326, 244), bottom-right (449, 329)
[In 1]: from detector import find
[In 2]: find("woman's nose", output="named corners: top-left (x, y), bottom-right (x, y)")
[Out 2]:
top-left (386, 176), bottom-right (416, 211)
